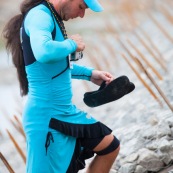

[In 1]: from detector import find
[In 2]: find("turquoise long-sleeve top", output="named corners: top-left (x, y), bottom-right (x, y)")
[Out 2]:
top-left (22, 4), bottom-right (96, 134)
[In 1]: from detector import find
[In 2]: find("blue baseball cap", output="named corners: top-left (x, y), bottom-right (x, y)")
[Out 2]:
top-left (84, 0), bottom-right (104, 12)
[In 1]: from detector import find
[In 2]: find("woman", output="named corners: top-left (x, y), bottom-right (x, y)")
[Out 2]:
top-left (3, 0), bottom-right (120, 172)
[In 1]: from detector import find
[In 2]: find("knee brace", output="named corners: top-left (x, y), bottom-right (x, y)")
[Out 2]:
top-left (95, 136), bottom-right (120, 156)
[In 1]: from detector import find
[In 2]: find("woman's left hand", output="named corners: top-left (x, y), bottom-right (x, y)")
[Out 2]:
top-left (90, 70), bottom-right (114, 86)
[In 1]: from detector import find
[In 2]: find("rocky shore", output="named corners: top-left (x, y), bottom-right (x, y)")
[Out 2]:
top-left (0, 0), bottom-right (173, 173)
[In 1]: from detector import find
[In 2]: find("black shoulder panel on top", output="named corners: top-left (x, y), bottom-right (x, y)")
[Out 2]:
top-left (21, 2), bottom-right (56, 66)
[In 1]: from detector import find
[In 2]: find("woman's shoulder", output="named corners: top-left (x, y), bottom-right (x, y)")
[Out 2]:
top-left (27, 3), bottom-right (51, 17)
top-left (24, 3), bottom-right (53, 31)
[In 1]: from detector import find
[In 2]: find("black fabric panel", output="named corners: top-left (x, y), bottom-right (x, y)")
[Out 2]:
top-left (66, 139), bottom-right (96, 173)
top-left (49, 118), bottom-right (112, 138)
top-left (95, 136), bottom-right (120, 155)
top-left (21, 1), bottom-right (56, 66)
top-left (80, 136), bottom-right (104, 150)
top-left (21, 23), bottom-right (36, 66)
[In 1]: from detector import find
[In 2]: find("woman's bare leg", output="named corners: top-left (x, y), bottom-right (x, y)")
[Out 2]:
top-left (86, 134), bottom-right (120, 173)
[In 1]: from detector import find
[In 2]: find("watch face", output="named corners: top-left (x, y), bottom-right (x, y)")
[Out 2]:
top-left (70, 52), bottom-right (83, 61)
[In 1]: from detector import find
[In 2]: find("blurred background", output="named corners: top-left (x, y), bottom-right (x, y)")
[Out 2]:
top-left (0, 0), bottom-right (173, 172)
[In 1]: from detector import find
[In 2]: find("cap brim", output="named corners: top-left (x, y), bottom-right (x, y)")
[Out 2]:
top-left (84, 0), bottom-right (104, 12)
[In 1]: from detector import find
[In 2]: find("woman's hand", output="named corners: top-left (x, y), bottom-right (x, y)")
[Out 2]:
top-left (90, 70), bottom-right (114, 86)
top-left (70, 34), bottom-right (85, 52)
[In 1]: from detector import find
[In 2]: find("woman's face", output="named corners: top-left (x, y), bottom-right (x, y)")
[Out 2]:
top-left (59, 0), bottom-right (88, 21)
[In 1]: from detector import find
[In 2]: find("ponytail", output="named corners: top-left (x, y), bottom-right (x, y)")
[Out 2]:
top-left (3, 0), bottom-right (43, 96)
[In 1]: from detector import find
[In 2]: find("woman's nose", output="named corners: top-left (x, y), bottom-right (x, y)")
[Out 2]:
top-left (79, 9), bottom-right (85, 18)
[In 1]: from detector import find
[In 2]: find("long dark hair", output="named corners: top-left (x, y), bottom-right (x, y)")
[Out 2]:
top-left (3, 0), bottom-right (43, 96)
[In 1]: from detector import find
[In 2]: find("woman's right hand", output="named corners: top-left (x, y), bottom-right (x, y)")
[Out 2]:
top-left (70, 34), bottom-right (85, 52)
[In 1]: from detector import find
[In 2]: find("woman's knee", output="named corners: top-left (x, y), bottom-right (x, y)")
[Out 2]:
top-left (93, 134), bottom-right (120, 156)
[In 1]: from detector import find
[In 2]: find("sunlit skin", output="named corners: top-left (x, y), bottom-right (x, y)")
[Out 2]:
top-left (50, 0), bottom-right (88, 21)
